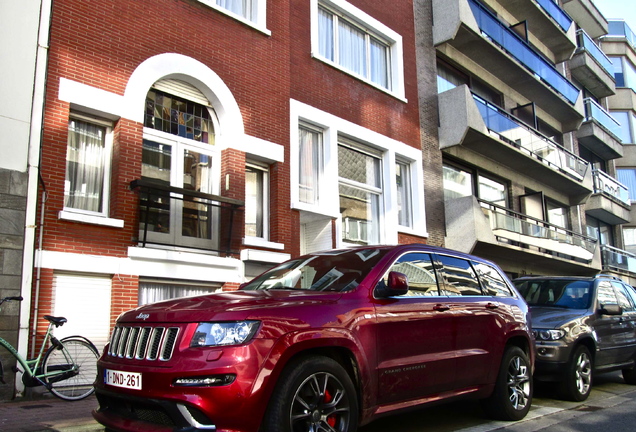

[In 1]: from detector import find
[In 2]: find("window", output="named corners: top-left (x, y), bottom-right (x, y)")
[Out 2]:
top-left (313, 0), bottom-right (403, 96)
top-left (139, 280), bottom-right (220, 306)
top-left (196, 0), bottom-right (267, 31)
top-left (478, 175), bottom-right (506, 207)
top-left (298, 124), bottom-right (324, 205)
top-left (611, 56), bottom-right (636, 91)
top-left (586, 215), bottom-right (613, 246)
top-left (64, 116), bottom-right (112, 216)
top-left (612, 111), bottom-right (636, 144)
top-left (141, 88), bottom-right (221, 250)
top-left (612, 282), bottom-right (635, 312)
top-left (474, 262), bottom-right (513, 297)
top-left (624, 227), bottom-right (636, 255)
top-left (546, 200), bottom-right (568, 229)
top-left (380, 253), bottom-right (439, 297)
top-left (245, 162), bottom-right (268, 239)
top-left (618, 168), bottom-right (636, 200)
top-left (437, 255), bottom-right (482, 296)
top-left (339, 141), bottom-right (382, 245)
top-left (396, 160), bottom-right (412, 228)
top-left (443, 163), bottom-right (507, 206)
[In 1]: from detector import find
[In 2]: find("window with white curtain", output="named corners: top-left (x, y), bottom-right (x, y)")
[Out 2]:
top-left (139, 280), bottom-right (221, 305)
top-left (64, 116), bottom-right (112, 216)
top-left (298, 124), bottom-right (324, 205)
top-left (216, 0), bottom-right (254, 21)
top-left (195, 0), bottom-right (267, 30)
top-left (396, 160), bottom-right (412, 228)
top-left (314, 0), bottom-right (403, 95)
top-left (245, 162), bottom-right (269, 239)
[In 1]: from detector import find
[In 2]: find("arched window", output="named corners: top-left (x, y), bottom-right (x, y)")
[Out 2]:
top-left (139, 80), bottom-right (222, 250)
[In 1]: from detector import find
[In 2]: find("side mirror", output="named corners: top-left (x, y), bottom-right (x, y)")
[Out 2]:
top-left (599, 304), bottom-right (623, 316)
top-left (387, 271), bottom-right (409, 296)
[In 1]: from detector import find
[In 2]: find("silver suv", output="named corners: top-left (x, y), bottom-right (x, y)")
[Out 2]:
top-left (513, 275), bottom-right (636, 401)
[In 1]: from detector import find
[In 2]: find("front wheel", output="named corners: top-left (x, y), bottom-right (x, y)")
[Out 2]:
top-left (481, 345), bottom-right (532, 421)
top-left (560, 345), bottom-right (592, 401)
top-left (261, 356), bottom-right (358, 432)
top-left (43, 338), bottom-right (99, 401)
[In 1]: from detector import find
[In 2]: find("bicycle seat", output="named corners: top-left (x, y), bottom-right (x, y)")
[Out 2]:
top-left (43, 315), bottom-right (67, 326)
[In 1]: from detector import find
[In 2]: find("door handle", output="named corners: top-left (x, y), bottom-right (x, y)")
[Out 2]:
top-left (486, 302), bottom-right (499, 309)
top-left (434, 304), bottom-right (451, 312)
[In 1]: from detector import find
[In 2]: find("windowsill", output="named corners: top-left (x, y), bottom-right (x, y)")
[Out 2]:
top-left (59, 210), bottom-right (124, 228)
top-left (243, 236), bottom-right (285, 250)
top-left (195, 0), bottom-right (271, 36)
top-left (291, 202), bottom-right (340, 220)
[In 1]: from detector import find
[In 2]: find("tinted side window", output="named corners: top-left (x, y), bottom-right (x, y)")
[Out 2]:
top-left (612, 282), bottom-right (635, 312)
top-left (474, 262), bottom-right (513, 297)
top-left (597, 281), bottom-right (619, 306)
top-left (622, 284), bottom-right (636, 310)
top-left (437, 255), bottom-right (482, 296)
top-left (381, 252), bottom-right (439, 297)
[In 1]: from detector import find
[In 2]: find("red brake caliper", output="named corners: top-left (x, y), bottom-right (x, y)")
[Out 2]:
top-left (324, 389), bottom-right (336, 427)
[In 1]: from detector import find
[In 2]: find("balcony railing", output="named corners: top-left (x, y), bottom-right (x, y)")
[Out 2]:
top-left (468, 0), bottom-right (580, 105)
top-left (601, 244), bottom-right (636, 274)
top-left (130, 179), bottom-right (244, 256)
top-left (480, 200), bottom-right (597, 261)
top-left (473, 94), bottom-right (589, 180)
top-left (608, 20), bottom-right (636, 50)
top-left (536, 0), bottom-right (573, 32)
top-left (584, 98), bottom-right (623, 141)
top-left (575, 29), bottom-right (614, 76)
top-left (592, 169), bottom-right (630, 205)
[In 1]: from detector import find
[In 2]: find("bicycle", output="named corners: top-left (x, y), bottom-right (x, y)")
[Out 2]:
top-left (0, 296), bottom-right (99, 400)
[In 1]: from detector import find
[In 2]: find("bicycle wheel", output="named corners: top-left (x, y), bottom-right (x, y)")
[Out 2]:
top-left (43, 338), bottom-right (98, 400)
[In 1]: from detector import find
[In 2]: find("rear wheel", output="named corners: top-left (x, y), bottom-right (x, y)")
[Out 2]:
top-left (560, 345), bottom-right (592, 401)
top-left (622, 366), bottom-right (636, 385)
top-left (262, 356), bottom-right (358, 432)
top-left (43, 338), bottom-right (98, 401)
top-left (481, 345), bottom-right (532, 421)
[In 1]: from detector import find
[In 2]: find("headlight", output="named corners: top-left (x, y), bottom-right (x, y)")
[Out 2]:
top-left (533, 329), bottom-right (566, 341)
top-left (190, 321), bottom-right (260, 347)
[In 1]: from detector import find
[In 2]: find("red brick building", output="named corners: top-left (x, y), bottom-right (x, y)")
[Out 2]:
top-left (28, 0), bottom-right (427, 370)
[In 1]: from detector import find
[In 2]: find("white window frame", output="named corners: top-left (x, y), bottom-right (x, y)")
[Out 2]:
top-left (310, 0), bottom-right (405, 100)
top-left (290, 100), bottom-right (426, 245)
top-left (245, 161), bottom-right (270, 242)
top-left (62, 113), bottom-right (114, 220)
top-left (395, 157), bottom-right (413, 229)
top-left (196, 0), bottom-right (270, 35)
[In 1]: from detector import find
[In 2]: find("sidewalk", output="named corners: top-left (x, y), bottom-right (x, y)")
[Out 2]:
top-left (0, 393), bottom-right (102, 432)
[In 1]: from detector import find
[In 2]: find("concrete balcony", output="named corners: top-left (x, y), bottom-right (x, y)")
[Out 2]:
top-left (577, 98), bottom-right (623, 160)
top-left (562, 0), bottom-right (608, 39)
top-left (439, 86), bottom-right (593, 204)
top-left (602, 244), bottom-right (636, 276)
top-left (445, 196), bottom-right (600, 274)
top-left (570, 30), bottom-right (616, 98)
top-left (433, 0), bottom-right (584, 130)
top-left (609, 88), bottom-right (636, 111)
top-left (585, 169), bottom-right (631, 224)
top-left (498, 0), bottom-right (576, 62)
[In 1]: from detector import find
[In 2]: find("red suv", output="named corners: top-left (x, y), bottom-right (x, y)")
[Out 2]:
top-left (93, 244), bottom-right (534, 432)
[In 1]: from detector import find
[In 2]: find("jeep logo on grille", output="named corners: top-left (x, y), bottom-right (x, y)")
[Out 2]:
top-left (136, 313), bottom-right (150, 320)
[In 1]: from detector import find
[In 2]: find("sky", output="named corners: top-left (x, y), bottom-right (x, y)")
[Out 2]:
top-left (593, 0), bottom-right (636, 33)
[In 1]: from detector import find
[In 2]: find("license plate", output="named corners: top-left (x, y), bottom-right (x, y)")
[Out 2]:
top-left (104, 369), bottom-right (142, 390)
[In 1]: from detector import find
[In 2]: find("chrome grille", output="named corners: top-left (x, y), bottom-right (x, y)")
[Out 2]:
top-left (108, 326), bottom-right (180, 361)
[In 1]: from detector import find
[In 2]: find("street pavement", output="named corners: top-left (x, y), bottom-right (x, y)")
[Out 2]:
top-left (1, 372), bottom-right (636, 432)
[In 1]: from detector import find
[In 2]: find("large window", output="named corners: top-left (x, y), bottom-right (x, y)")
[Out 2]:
top-left (443, 163), bottom-right (507, 207)
top-left (245, 162), bottom-right (269, 239)
top-left (396, 160), bottom-right (413, 228)
top-left (64, 116), bottom-right (112, 216)
top-left (618, 168), bottom-right (636, 200)
top-left (338, 141), bottom-right (382, 245)
top-left (612, 111), bottom-right (636, 144)
top-left (313, 0), bottom-right (403, 96)
top-left (141, 88), bottom-right (220, 250)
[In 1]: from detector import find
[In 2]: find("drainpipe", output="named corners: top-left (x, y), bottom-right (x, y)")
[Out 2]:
top-left (17, 0), bottom-right (52, 397)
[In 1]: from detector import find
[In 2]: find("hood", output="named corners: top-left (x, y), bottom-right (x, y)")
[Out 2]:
top-left (118, 290), bottom-right (342, 323)
top-left (529, 306), bottom-right (588, 329)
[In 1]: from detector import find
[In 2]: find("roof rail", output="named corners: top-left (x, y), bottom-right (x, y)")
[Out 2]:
top-left (594, 273), bottom-right (621, 281)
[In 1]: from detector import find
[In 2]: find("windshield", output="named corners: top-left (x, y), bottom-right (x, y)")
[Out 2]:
top-left (241, 248), bottom-right (386, 292)
top-left (514, 279), bottom-right (592, 309)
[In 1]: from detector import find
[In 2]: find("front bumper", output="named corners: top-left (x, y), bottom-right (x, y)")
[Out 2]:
top-left (533, 341), bottom-right (572, 381)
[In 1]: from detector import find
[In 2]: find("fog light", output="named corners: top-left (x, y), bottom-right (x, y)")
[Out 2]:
top-left (173, 374), bottom-right (236, 387)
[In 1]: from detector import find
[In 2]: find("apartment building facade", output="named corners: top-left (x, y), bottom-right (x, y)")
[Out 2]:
top-left (429, 0), bottom-right (636, 284)
top-left (9, 0), bottom-right (426, 396)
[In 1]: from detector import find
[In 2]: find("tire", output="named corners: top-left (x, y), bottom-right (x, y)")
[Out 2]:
top-left (43, 338), bottom-right (99, 401)
top-left (560, 345), bottom-right (592, 402)
top-left (261, 356), bottom-right (358, 432)
top-left (481, 346), bottom-right (532, 421)
top-left (622, 366), bottom-right (636, 385)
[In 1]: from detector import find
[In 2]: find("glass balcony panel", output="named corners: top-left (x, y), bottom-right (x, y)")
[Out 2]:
top-left (601, 244), bottom-right (636, 273)
top-left (473, 95), bottom-right (588, 179)
top-left (468, 0), bottom-right (579, 105)
top-left (576, 30), bottom-right (613, 75)
top-left (536, 0), bottom-right (572, 32)
top-left (584, 98), bottom-right (623, 141)
top-left (608, 20), bottom-right (636, 50)
top-left (592, 169), bottom-right (630, 205)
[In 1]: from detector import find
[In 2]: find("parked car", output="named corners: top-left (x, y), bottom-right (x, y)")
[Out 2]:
top-left (513, 274), bottom-right (636, 401)
top-left (93, 244), bottom-right (534, 432)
